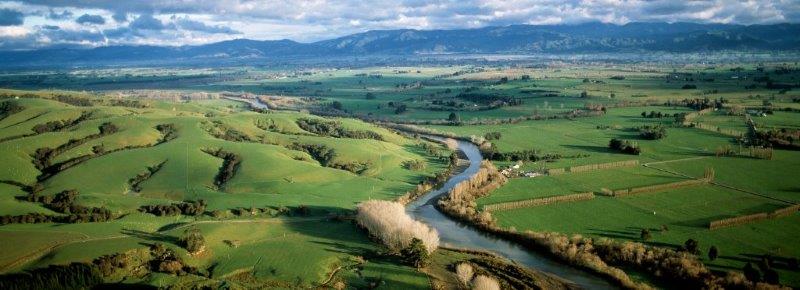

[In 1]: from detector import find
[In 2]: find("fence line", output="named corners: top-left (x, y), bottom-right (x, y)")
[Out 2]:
top-left (709, 204), bottom-right (800, 230)
top-left (612, 178), bottom-right (710, 197)
top-left (483, 192), bottom-right (595, 211)
top-left (547, 160), bottom-right (639, 176)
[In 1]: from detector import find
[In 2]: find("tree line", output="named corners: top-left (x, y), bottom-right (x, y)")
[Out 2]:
top-left (296, 118), bottom-right (384, 140)
top-left (128, 160), bottom-right (167, 192)
top-left (139, 200), bottom-right (207, 217)
top-left (0, 100), bottom-right (24, 121)
top-left (202, 148), bottom-right (242, 189)
top-left (2, 190), bottom-right (113, 225)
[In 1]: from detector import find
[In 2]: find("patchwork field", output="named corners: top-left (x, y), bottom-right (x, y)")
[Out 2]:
top-left (1, 62), bottom-right (799, 289)
top-left (425, 97), bottom-right (800, 286)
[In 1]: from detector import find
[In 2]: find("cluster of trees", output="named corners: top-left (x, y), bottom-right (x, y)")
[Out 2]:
top-left (639, 125), bottom-right (667, 140)
top-left (0, 242), bottom-right (212, 289)
top-left (431, 99), bottom-right (465, 108)
top-left (671, 97), bottom-right (727, 110)
top-left (591, 238), bottom-right (765, 289)
top-left (32, 122), bottom-right (118, 171)
top-left (287, 143), bottom-right (336, 167)
top-left (37, 137), bottom-right (166, 184)
top-left (52, 94), bottom-right (94, 106)
top-left (395, 152), bottom-right (459, 205)
top-left (402, 160), bottom-right (426, 171)
top-left (129, 161), bottom-right (167, 192)
top-left (355, 200), bottom-right (439, 258)
top-left (139, 200), bottom-right (207, 217)
top-left (608, 138), bottom-right (641, 155)
top-left (296, 118), bottom-right (383, 140)
top-left (483, 132), bottom-right (502, 140)
top-left (180, 227), bottom-right (206, 254)
top-left (432, 160), bottom-right (783, 290)
top-left (205, 121), bottom-right (256, 143)
top-left (743, 255), bottom-right (798, 285)
top-left (287, 142), bottom-right (369, 174)
top-left (0, 101), bottom-right (23, 121)
top-left (751, 128), bottom-right (799, 149)
top-left (106, 99), bottom-right (149, 108)
top-left (148, 243), bottom-right (202, 275)
top-left (0, 262), bottom-right (103, 290)
top-left (2, 190), bottom-right (114, 225)
top-left (154, 124), bottom-right (178, 144)
top-left (386, 102), bottom-right (408, 114)
top-left (482, 147), bottom-right (562, 162)
top-left (455, 92), bottom-right (523, 107)
top-left (438, 161), bottom-right (507, 227)
top-left (419, 142), bottom-right (441, 156)
top-left (31, 112), bottom-right (92, 134)
top-left (640, 111), bottom-right (681, 119)
top-left (448, 112), bottom-right (461, 123)
top-left (330, 161), bottom-right (371, 174)
top-left (202, 148), bottom-right (242, 188)
top-left (400, 238), bottom-right (431, 268)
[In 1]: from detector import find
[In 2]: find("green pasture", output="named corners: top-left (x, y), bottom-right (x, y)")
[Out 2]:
top-left (490, 185), bottom-right (800, 286)
top-left (0, 93), bottom-right (446, 288)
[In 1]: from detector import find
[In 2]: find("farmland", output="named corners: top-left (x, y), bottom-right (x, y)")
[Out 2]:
top-left (0, 92), bottom-right (454, 288)
top-left (0, 61), bottom-right (799, 289)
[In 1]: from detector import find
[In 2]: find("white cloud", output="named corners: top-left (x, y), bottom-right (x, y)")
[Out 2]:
top-left (1, 0), bottom-right (798, 49)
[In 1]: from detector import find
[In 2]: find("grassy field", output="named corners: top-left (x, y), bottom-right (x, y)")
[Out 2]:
top-left (1, 62), bottom-right (799, 288)
top-left (397, 73), bottom-right (800, 286)
top-left (0, 93), bottom-right (450, 288)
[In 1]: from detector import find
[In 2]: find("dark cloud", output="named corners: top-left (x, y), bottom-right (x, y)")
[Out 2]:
top-left (640, 1), bottom-right (693, 16)
top-left (3, 0), bottom-right (800, 49)
top-left (76, 14), bottom-right (106, 25)
top-left (46, 9), bottom-right (73, 20)
top-left (174, 18), bottom-right (241, 34)
top-left (0, 9), bottom-right (25, 26)
top-left (42, 25), bottom-right (60, 30)
top-left (112, 11), bottom-right (128, 22)
top-left (130, 14), bottom-right (168, 30)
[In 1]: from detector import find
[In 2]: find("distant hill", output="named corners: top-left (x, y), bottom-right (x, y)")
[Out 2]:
top-left (2, 22), bottom-right (799, 67)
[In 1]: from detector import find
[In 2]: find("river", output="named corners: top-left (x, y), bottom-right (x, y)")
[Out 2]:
top-left (406, 136), bottom-right (616, 289)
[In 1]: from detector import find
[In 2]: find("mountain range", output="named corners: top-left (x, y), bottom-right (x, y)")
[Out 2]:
top-left (2, 22), bottom-right (799, 68)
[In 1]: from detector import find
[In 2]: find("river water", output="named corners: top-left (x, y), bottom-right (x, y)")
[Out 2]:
top-left (406, 137), bottom-right (616, 289)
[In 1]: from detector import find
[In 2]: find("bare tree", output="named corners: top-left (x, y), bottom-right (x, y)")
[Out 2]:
top-left (455, 263), bottom-right (474, 286)
top-left (356, 200), bottom-right (439, 253)
top-left (472, 275), bottom-right (500, 290)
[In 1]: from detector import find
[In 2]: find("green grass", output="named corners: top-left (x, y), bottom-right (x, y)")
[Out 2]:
top-left (478, 166), bottom-right (683, 206)
top-left (491, 185), bottom-right (800, 286)
top-left (0, 95), bottom-right (446, 288)
top-left (2, 63), bottom-right (800, 288)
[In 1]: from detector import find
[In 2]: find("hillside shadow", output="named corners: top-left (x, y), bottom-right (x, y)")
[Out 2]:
top-left (587, 228), bottom-right (639, 239)
top-left (562, 145), bottom-right (615, 154)
top-left (122, 228), bottom-right (179, 245)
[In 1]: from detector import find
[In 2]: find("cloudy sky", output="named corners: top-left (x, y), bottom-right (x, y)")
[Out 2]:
top-left (0, 0), bottom-right (798, 50)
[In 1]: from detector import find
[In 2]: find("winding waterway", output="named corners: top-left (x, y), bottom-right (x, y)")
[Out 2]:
top-left (406, 136), bottom-right (616, 289)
